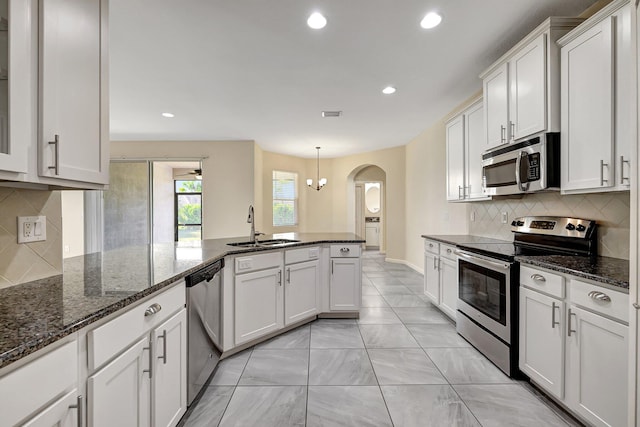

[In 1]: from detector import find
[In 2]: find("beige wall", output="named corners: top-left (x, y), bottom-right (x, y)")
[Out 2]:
top-left (0, 189), bottom-right (62, 288)
top-left (111, 141), bottom-right (255, 239)
top-left (61, 191), bottom-right (85, 258)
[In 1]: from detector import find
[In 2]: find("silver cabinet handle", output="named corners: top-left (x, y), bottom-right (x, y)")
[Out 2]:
top-left (144, 303), bottom-right (162, 317)
top-left (69, 395), bottom-right (84, 427)
top-left (530, 274), bottom-right (546, 282)
top-left (620, 156), bottom-right (630, 184)
top-left (143, 345), bottom-right (152, 378)
top-left (633, 303), bottom-right (640, 310)
top-left (551, 302), bottom-right (559, 329)
top-left (428, 243), bottom-right (434, 248)
top-left (500, 125), bottom-right (506, 144)
top-left (286, 267), bottom-right (291, 284)
top-left (510, 121), bottom-right (515, 142)
top-left (433, 256), bottom-right (437, 270)
top-left (446, 248), bottom-right (452, 254)
top-left (48, 134), bottom-right (60, 175)
top-left (588, 291), bottom-right (611, 302)
top-left (277, 270), bottom-right (282, 286)
top-left (458, 185), bottom-right (464, 199)
top-left (340, 247), bottom-right (350, 253)
top-left (567, 309), bottom-right (576, 337)
top-left (600, 160), bottom-right (609, 186)
top-left (157, 330), bottom-right (167, 365)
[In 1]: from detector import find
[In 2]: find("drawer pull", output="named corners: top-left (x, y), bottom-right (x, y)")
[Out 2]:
top-left (530, 274), bottom-right (546, 282)
top-left (588, 291), bottom-right (611, 302)
top-left (144, 303), bottom-right (162, 317)
top-left (429, 243), bottom-right (434, 248)
top-left (446, 248), bottom-right (452, 254)
top-left (634, 303), bottom-right (640, 310)
top-left (340, 247), bottom-right (350, 253)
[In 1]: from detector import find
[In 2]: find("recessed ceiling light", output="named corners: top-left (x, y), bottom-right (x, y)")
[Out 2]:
top-left (162, 112), bottom-right (175, 118)
top-left (382, 86), bottom-right (397, 95)
top-left (420, 12), bottom-right (442, 29)
top-left (307, 12), bottom-right (327, 29)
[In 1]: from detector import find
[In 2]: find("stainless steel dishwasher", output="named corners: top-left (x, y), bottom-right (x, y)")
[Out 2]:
top-left (185, 258), bottom-right (224, 405)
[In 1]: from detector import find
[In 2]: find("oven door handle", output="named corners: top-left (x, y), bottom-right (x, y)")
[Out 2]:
top-left (455, 250), bottom-right (511, 270)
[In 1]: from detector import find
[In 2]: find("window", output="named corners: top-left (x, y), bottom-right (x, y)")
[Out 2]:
top-left (175, 180), bottom-right (202, 241)
top-left (273, 171), bottom-right (298, 226)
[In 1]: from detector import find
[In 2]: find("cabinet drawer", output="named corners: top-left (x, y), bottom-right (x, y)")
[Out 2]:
top-left (424, 239), bottom-right (439, 254)
top-left (330, 244), bottom-right (361, 258)
top-left (88, 282), bottom-right (186, 371)
top-left (285, 246), bottom-right (320, 265)
top-left (439, 243), bottom-right (457, 261)
top-left (0, 340), bottom-right (77, 427)
top-left (235, 251), bottom-right (283, 273)
top-left (520, 265), bottom-right (565, 299)
top-left (570, 279), bottom-right (628, 323)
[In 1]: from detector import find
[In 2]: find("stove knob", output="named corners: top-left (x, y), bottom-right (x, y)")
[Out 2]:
top-left (516, 221), bottom-right (525, 227)
top-left (565, 223), bottom-right (576, 231)
top-left (576, 224), bottom-right (586, 232)
top-left (511, 220), bottom-right (517, 227)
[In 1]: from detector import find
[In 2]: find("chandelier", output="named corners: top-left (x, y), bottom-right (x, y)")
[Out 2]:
top-left (307, 146), bottom-right (327, 191)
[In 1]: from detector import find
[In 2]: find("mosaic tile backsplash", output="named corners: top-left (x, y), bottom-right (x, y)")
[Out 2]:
top-left (0, 189), bottom-right (63, 288)
top-left (468, 192), bottom-right (630, 259)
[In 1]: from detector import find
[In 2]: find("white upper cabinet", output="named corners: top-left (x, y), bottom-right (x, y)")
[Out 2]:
top-left (39, 0), bottom-right (108, 185)
top-left (481, 18), bottom-right (582, 149)
top-left (445, 114), bottom-right (465, 201)
top-left (446, 97), bottom-right (490, 202)
top-left (0, 0), bottom-right (32, 174)
top-left (559, 0), bottom-right (630, 194)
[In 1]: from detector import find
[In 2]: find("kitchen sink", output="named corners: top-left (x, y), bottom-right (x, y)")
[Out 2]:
top-left (227, 239), bottom-right (300, 248)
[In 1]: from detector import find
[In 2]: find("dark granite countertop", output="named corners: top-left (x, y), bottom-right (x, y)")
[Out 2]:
top-left (421, 234), bottom-right (513, 245)
top-left (0, 232), bottom-right (363, 370)
top-left (516, 255), bottom-right (629, 291)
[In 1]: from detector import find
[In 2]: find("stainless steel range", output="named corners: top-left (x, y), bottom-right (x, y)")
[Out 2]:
top-left (455, 216), bottom-right (597, 377)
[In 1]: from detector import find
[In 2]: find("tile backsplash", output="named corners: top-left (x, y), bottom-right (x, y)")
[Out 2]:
top-left (469, 192), bottom-right (630, 259)
top-left (0, 189), bottom-right (63, 288)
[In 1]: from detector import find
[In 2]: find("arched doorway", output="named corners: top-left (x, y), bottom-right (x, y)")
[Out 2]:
top-left (347, 165), bottom-right (387, 254)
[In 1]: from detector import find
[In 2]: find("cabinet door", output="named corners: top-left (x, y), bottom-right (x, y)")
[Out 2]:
top-left (439, 257), bottom-right (457, 319)
top-left (613, 4), bottom-right (632, 189)
top-left (445, 115), bottom-right (465, 201)
top-left (518, 287), bottom-right (565, 400)
top-left (330, 258), bottom-right (361, 311)
top-left (509, 34), bottom-right (547, 140)
top-left (88, 336), bottom-right (151, 427)
top-left (566, 306), bottom-right (628, 427)
top-left (285, 260), bottom-right (319, 325)
top-left (0, 0), bottom-right (31, 173)
top-left (365, 225), bottom-right (379, 247)
top-left (235, 267), bottom-right (283, 345)
top-left (561, 17), bottom-right (614, 192)
top-left (153, 309), bottom-right (187, 427)
top-left (22, 389), bottom-right (80, 427)
top-left (464, 100), bottom-right (488, 199)
top-left (483, 62), bottom-right (509, 148)
top-left (423, 252), bottom-right (440, 304)
top-left (39, 0), bottom-right (108, 185)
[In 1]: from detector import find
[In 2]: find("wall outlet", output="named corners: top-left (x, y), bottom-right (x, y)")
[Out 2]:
top-left (17, 216), bottom-right (47, 243)
top-left (501, 212), bottom-right (508, 224)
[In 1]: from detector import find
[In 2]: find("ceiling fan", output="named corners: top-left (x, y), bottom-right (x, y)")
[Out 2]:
top-left (176, 169), bottom-right (202, 180)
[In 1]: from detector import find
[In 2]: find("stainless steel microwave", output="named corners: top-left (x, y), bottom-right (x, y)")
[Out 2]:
top-left (482, 132), bottom-right (560, 196)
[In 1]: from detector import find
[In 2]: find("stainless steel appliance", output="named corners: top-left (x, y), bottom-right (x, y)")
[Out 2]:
top-left (186, 258), bottom-right (224, 405)
top-left (455, 216), bottom-right (597, 377)
top-left (482, 132), bottom-right (560, 196)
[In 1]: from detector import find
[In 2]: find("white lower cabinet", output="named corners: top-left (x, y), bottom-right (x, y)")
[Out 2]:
top-left (285, 259), bottom-right (319, 325)
top-left (519, 266), bottom-right (628, 427)
top-left (88, 336), bottom-right (151, 427)
top-left (519, 287), bottom-right (565, 399)
top-left (422, 239), bottom-right (457, 320)
top-left (22, 389), bottom-right (81, 427)
top-left (235, 266), bottom-right (283, 345)
top-left (330, 257), bottom-right (361, 311)
top-left (566, 306), bottom-right (628, 427)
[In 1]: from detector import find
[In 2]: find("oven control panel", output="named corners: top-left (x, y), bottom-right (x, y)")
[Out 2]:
top-left (511, 216), bottom-right (596, 238)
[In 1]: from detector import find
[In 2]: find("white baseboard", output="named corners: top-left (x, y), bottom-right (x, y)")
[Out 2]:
top-left (384, 258), bottom-right (424, 275)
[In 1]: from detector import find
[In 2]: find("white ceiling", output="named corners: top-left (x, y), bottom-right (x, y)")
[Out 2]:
top-left (109, 0), bottom-right (598, 158)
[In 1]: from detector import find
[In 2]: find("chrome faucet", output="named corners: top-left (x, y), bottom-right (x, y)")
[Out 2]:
top-left (247, 205), bottom-right (256, 243)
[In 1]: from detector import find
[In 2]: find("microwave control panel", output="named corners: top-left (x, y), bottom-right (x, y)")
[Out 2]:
top-left (527, 153), bottom-right (540, 181)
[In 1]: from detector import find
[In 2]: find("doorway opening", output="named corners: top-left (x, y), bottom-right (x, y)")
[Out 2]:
top-left (351, 165), bottom-right (386, 254)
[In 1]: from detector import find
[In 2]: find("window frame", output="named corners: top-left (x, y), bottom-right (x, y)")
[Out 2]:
top-left (174, 179), bottom-right (203, 241)
top-left (272, 170), bottom-right (299, 227)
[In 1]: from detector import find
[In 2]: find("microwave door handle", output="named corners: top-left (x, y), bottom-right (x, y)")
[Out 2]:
top-left (516, 151), bottom-right (530, 192)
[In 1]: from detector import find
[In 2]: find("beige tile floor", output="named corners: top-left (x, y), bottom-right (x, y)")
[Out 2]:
top-left (179, 250), bottom-right (584, 427)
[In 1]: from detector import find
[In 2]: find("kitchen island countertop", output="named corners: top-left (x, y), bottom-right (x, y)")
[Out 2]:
top-left (0, 233), bottom-right (364, 370)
